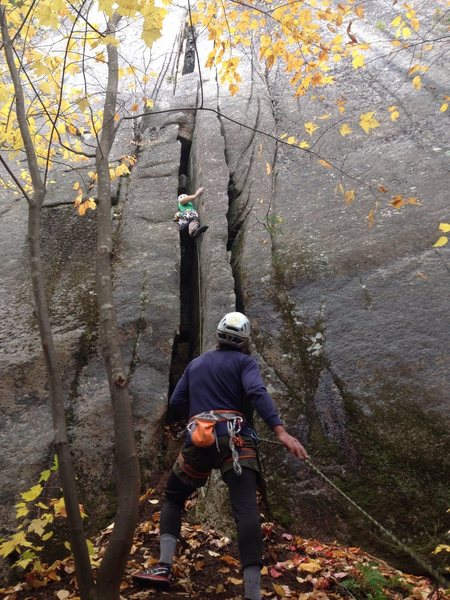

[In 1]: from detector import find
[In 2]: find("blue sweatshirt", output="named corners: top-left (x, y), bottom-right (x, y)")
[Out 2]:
top-left (170, 348), bottom-right (283, 437)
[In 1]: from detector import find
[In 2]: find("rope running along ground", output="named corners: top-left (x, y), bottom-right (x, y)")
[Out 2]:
top-left (259, 437), bottom-right (448, 589)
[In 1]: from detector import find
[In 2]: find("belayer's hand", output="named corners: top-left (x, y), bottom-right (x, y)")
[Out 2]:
top-left (273, 425), bottom-right (308, 460)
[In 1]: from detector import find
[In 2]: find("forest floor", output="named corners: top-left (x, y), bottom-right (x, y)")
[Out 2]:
top-left (1, 422), bottom-right (449, 600)
top-left (2, 481), bottom-right (449, 600)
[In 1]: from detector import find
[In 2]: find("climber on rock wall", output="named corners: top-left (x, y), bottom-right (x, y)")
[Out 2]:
top-left (173, 185), bottom-right (208, 239)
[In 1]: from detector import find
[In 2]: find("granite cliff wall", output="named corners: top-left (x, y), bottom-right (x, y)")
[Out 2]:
top-left (1, 3), bottom-right (449, 579)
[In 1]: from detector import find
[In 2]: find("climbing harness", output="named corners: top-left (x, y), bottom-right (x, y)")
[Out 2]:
top-left (187, 410), bottom-right (245, 475)
top-left (259, 437), bottom-right (448, 589)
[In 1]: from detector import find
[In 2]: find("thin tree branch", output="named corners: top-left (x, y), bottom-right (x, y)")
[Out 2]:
top-left (187, 0), bottom-right (204, 107)
top-left (44, 1), bottom-right (87, 184)
top-left (12, 47), bottom-right (95, 159)
top-left (0, 3), bottom-right (42, 207)
top-left (0, 153), bottom-right (32, 202)
top-left (67, 0), bottom-right (105, 37)
top-left (0, 0), bottom-right (37, 51)
top-left (120, 105), bottom-right (381, 195)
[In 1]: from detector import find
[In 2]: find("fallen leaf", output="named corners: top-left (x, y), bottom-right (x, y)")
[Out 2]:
top-left (412, 76), bottom-right (422, 90)
top-left (299, 560), bottom-right (322, 574)
top-left (220, 555), bottom-right (240, 567)
top-left (339, 123), bottom-right (352, 136)
top-left (345, 190), bottom-right (355, 205)
top-left (318, 159), bottom-right (332, 169)
top-left (272, 582), bottom-right (287, 596)
top-left (305, 122), bottom-right (319, 136)
top-left (332, 571), bottom-right (349, 579)
top-left (415, 271), bottom-right (428, 280)
top-left (433, 236), bottom-right (448, 248)
top-left (390, 195), bottom-right (406, 209)
top-left (359, 111), bottom-right (380, 134)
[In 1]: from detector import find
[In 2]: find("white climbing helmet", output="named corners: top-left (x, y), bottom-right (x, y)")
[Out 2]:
top-left (178, 193), bottom-right (188, 202)
top-left (217, 312), bottom-right (250, 348)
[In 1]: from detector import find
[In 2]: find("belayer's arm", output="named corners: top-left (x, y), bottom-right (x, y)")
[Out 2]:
top-left (241, 356), bottom-right (308, 460)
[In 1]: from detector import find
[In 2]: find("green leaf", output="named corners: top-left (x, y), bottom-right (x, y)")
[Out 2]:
top-left (0, 531), bottom-right (29, 557)
top-left (87, 539), bottom-right (95, 555)
top-left (433, 236), bottom-right (448, 248)
top-left (21, 484), bottom-right (43, 502)
top-left (15, 556), bottom-right (35, 569)
top-left (39, 469), bottom-right (52, 482)
top-left (28, 517), bottom-right (48, 536)
top-left (15, 502), bottom-right (29, 519)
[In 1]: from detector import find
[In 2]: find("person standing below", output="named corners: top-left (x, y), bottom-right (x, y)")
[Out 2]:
top-left (133, 312), bottom-right (308, 600)
top-left (173, 186), bottom-right (208, 239)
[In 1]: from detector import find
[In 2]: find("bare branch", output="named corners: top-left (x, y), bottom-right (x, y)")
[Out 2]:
top-left (188, 0), bottom-right (204, 108)
top-left (0, 153), bottom-right (32, 202)
top-left (0, 3), bottom-right (43, 206)
top-left (44, 1), bottom-right (88, 184)
top-left (121, 105), bottom-right (381, 195)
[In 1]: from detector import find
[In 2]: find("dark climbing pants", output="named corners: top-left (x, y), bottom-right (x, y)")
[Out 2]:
top-left (160, 467), bottom-right (263, 568)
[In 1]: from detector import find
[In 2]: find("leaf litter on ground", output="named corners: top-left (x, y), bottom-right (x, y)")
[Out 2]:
top-left (1, 484), bottom-right (448, 600)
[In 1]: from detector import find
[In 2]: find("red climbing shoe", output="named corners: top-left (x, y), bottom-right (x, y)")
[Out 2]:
top-left (132, 562), bottom-right (172, 589)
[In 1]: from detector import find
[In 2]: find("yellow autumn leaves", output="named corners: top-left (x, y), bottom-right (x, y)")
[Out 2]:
top-left (391, 10), bottom-right (420, 40)
top-left (433, 223), bottom-right (450, 248)
top-left (0, 0), bottom-right (162, 210)
top-left (278, 103), bottom-right (401, 150)
top-left (194, 0), bottom-right (362, 95)
top-left (359, 112), bottom-right (380, 134)
top-left (72, 156), bottom-right (136, 215)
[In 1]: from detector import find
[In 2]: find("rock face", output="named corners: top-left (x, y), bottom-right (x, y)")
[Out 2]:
top-left (1, 1), bottom-right (449, 579)
top-left (185, 6), bottom-right (450, 568)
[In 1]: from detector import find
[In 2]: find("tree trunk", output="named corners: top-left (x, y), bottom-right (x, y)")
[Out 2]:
top-left (94, 13), bottom-right (140, 600)
top-left (28, 202), bottom-right (96, 600)
top-left (0, 5), bottom-right (96, 599)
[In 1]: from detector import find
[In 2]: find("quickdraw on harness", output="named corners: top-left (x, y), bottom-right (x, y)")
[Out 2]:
top-left (186, 410), bottom-right (245, 475)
